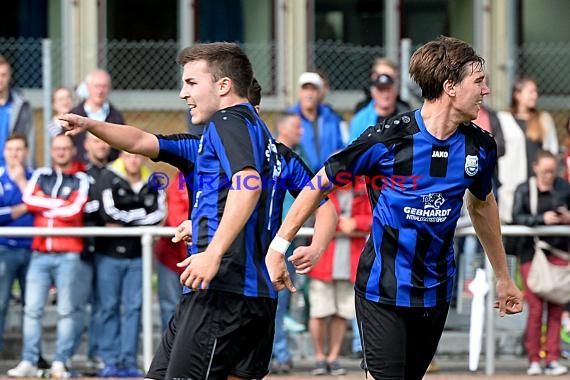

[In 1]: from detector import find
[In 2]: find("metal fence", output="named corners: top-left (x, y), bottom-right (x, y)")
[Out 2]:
top-left (1, 37), bottom-right (570, 165)
top-left (1, 225), bottom-right (569, 376)
top-left (2, 37), bottom-right (570, 107)
top-left (516, 41), bottom-right (570, 110)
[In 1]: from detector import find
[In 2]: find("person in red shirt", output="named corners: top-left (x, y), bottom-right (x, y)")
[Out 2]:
top-left (8, 134), bottom-right (90, 378)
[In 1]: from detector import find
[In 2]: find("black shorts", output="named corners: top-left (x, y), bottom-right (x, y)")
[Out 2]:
top-left (356, 295), bottom-right (449, 380)
top-left (146, 290), bottom-right (277, 380)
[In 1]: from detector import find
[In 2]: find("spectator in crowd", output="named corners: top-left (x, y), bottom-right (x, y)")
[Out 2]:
top-left (497, 77), bottom-right (558, 226)
top-left (70, 68), bottom-right (125, 164)
top-left (349, 59), bottom-right (411, 143)
top-left (153, 184), bottom-right (188, 331)
top-left (0, 134), bottom-right (33, 355)
top-left (47, 88), bottom-right (74, 137)
top-left (288, 72), bottom-right (345, 173)
top-left (316, 70), bottom-right (350, 145)
top-left (7, 134), bottom-right (90, 378)
top-left (0, 55), bottom-right (35, 167)
top-left (77, 132), bottom-right (113, 371)
top-left (307, 177), bottom-right (372, 375)
top-left (94, 151), bottom-right (165, 378)
top-left (353, 57), bottom-right (411, 116)
top-left (268, 36), bottom-right (523, 380)
top-left (512, 150), bottom-right (570, 376)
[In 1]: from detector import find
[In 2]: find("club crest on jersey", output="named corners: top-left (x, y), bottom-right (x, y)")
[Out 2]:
top-left (465, 155), bottom-right (478, 176)
top-left (422, 192), bottom-right (445, 210)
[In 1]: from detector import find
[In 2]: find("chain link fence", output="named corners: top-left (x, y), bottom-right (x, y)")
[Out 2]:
top-left (312, 40), bottom-right (386, 91)
top-left (0, 37), bottom-right (569, 162)
top-left (515, 41), bottom-right (570, 140)
top-left (2, 37), bottom-right (569, 108)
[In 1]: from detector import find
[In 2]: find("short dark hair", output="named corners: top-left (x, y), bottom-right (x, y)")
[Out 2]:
top-left (176, 42), bottom-right (253, 99)
top-left (0, 54), bottom-right (11, 69)
top-left (248, 77), bottom-right (262, 107)
top-left (5, 133), bottom-right (28, 148)
top-left (533, 149), bottom-right (557, 164)
top-left (409, 36), bottom-right (484, 100)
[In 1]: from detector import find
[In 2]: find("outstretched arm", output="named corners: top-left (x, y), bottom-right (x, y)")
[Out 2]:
top-left (466, 191), bottom-right (523, 316)
top-left (59, 113), bottom-right (159, 159)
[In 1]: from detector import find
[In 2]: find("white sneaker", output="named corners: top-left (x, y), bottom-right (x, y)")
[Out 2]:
top-left (7, 360), bottom-right (38, 378)
top-left (545, 361), bottom-right (568, 376)
top-left (50, 361), bottom-right (70, 379)
top-left (527, 362), bottom-right (542, 376)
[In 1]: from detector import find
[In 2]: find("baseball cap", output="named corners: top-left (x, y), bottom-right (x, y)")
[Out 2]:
top-left (372, 73), bottom-right (395, 88)
top-left (298, 72), bottom-right (323, 89)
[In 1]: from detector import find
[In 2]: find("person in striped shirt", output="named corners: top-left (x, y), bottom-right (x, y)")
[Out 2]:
top-left (268, 36), bottom-right (523, 380)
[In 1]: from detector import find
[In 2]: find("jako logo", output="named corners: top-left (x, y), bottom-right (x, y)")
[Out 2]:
top-left (432, 151), bottom-right (448, 158)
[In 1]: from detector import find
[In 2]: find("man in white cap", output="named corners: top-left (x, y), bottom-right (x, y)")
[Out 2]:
top-left (287, 72), bottom-right (345, 172)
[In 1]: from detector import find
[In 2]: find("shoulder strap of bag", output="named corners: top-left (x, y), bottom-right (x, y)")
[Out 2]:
top-left (535, 239), bottom-right (570, 261)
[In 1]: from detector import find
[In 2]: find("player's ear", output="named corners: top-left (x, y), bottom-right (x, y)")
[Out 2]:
top-left (218, 77), bottom-right (231, 96)
top-left (443, 79), bottom-right (456, 97)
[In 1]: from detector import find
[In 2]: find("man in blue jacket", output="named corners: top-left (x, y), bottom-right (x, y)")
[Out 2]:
top-left (288, 72), bottom-right (345, 173)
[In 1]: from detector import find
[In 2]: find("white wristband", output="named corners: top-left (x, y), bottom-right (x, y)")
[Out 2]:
top-left (269, 235), bottom-right (291, 255)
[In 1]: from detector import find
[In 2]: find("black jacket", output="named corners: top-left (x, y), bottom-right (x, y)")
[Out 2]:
top-left (512, 177), bottom-right (570, 263)
top-left (97, 163), bottom-right (165, 258)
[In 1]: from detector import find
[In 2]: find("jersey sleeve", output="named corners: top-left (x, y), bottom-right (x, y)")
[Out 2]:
top-left (468, 143), bottom-right (497, 201)
top-left (324, 126), bottom-right (389, 186)
top-left (154, 133), bottom-right (200, 174)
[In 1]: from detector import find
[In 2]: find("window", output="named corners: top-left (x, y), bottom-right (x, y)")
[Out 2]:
top-left (105, 0), bottom-right (178, 90)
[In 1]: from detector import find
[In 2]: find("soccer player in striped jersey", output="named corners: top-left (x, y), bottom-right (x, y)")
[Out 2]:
top-left (60, 43), bottom-right (336, 379)
top-left (267, 36), bottom-right (523, 380)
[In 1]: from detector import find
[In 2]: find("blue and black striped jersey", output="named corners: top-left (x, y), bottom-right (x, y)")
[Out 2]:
top-left (325, 109), bottom-right (497, 307)
top-left (155, 104), bottom-right (320, 299)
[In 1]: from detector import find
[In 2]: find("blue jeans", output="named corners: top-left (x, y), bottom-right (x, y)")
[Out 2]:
top-left (71, 259), bottom-right (98, 358)
top-left (0, 245), bottom-right (32, 352)
top-left (22, 252), bottom-right (91, 364)
top-left (95, 254), bottom-right (142, 367)
top-left (155, 260), bottom-right (182, 331)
